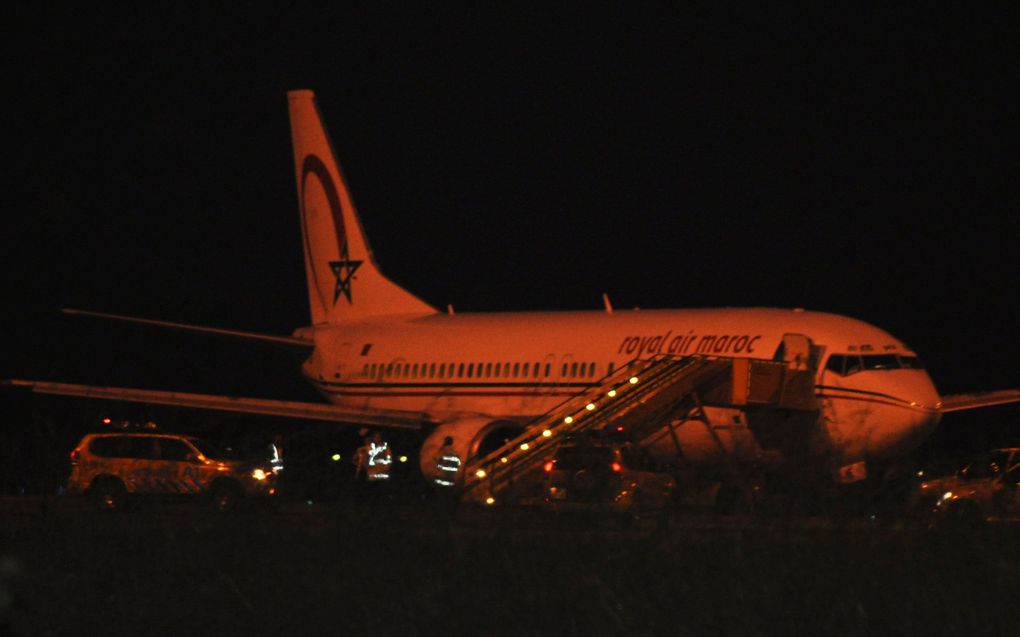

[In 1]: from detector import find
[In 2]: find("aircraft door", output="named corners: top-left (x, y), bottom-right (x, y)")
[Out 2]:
top-left (777, 333), bottom-right (821, 411)
top-left (777, 333), bottom-right (815, 371)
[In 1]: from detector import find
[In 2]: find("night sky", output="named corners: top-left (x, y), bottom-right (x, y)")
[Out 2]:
top-left (5, 6), bottom-right (1018, 458)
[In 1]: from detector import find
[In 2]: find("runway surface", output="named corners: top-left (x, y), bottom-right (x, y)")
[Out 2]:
top-left (3, 496), bottom-right (1019, 636)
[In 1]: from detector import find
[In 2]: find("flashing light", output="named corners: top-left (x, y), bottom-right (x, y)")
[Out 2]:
top-left (542, 429), bottom-right (552, 437)
top-left (586, 403), bottom-right (596, 411)
top-left (399, 455), bottom-right (408, 463)
top-left (941, 491), bottom-right (953, 502)
top-left (607, 389), bottom-right (617, 398)
top-left (616, 425), bottom-right (624, 432)
top-left (475, 469), bottom-right (487, 478)
top-left (101, 417), bottom-right (111, 425)
top-left (520, 443), bottom-right (530, 451)
top-left (485, 497), bottom-right (495, 505)
top-left (629, 376), bottom-right (639, 384)
top-left (331, 453), bottom-right (341, 462)
top-left (69, 449), bottom-right (80, 465)
top-left (611, 462), bottom-right (622, 473)
top-left (564, 416), bottom-right (574, 424)
top-left (252, 469), bottom-right (268, 481)
top-left (544, 460), bottom-right (555, 473)
top-left (500, 457), bottom-right (508, 464)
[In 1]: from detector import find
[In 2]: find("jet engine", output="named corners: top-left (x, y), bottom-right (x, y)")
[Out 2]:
top-left (419, 417), bottom-right (525, 483)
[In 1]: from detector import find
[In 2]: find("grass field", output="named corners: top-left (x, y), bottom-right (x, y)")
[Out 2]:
top-left (2, 499), bottom-right (1018, 636)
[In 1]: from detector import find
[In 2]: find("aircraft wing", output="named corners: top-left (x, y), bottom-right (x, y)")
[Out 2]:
top-left (62, 308), bottom-right (313, 350)
top-left (939, 389), bottom-right (1020, 413)
top-left (4, 380), bottom-right (429, 430)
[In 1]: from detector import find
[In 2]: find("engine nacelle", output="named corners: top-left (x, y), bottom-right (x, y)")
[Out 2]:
top-left (419, 417), bottom-right (525, 484)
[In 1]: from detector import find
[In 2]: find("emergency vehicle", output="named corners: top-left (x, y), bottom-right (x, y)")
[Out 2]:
top-left (67, 431), bottom-right (278, 510)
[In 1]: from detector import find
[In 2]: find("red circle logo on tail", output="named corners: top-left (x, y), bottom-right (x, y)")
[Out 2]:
top-left (300, 154), bottom-right (362, 306)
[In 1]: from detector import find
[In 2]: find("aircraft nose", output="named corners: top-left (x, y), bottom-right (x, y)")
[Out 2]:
top-left (904, 372), bottom-right (941, 413)
top-left (898, 372), bottom-right (942, 448)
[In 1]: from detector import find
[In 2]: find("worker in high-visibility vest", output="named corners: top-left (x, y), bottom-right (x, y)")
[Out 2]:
top-left (365, 432), bottom-right (392, 482)
top-left (434, 436), bottom-right (461, 488)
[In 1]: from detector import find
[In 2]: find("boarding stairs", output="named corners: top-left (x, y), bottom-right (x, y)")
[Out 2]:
top-left (459, 353), bottom-right (819, 505)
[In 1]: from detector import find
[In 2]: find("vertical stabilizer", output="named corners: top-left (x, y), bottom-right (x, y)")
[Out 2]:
top-left (287, 90), bottom-right (436, 324)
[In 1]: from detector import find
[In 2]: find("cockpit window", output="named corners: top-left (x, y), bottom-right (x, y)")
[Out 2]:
top-left (825, 354), bottom-right (847, 374)
top-left (897, 355), bottom-right (924, 369)
top-left (824, 353), bottom-right (923, 376)
top-left (862, 354), bottom-right (899, 370)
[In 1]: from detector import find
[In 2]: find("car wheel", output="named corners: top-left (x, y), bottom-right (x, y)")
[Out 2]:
top-left (90, 477), bottom-right (126, 512)
top-left (210, 481), bottom-right (243, 512)
top-left (944, 499), bottom-right (987, 528)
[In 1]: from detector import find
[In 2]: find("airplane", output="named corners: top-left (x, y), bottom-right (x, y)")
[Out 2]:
top-left (8, 89), bottom-right (1019, 494)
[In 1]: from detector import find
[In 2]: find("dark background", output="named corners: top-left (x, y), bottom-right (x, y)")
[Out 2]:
top-left (3, 5), bottom-right (1017, 491)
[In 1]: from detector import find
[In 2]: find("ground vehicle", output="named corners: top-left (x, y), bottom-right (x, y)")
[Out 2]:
top-left (542, 436), bottom-right (676, 516)
top-left (67, 431), bottom-right (278, 510)
top-left (916, 448), bottom-right (1020, 525)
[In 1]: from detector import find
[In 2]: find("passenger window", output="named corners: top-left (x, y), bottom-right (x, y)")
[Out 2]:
top-left (544, 363), bottom-right (551, 377)
top-left (123, 437), bottom-right (157, 459)
top-left (570, 362), bottom-right (578, 377)
top-left (158, 438), bottom-right (194, 462)
top-left (513, 362), bottom-right (520, 377)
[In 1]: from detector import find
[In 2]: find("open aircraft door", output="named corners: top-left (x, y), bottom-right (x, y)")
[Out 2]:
top-left (778, 333), bottom-right (820, 410)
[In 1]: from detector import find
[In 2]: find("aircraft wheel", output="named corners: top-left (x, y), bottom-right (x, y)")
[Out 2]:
top-left (943, 499), bottom-right (987, 529)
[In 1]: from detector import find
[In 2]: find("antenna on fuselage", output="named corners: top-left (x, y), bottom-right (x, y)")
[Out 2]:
top-left (602, 293), bottom-right (613, 315)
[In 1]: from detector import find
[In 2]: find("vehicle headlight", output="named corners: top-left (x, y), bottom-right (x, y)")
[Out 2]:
top-left (252, 468), bottom-right (268, 481)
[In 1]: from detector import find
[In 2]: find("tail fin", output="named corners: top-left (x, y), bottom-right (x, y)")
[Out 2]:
top-left (287, 90), bottom-right (436, 324)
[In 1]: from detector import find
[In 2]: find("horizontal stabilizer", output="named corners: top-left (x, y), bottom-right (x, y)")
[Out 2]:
top-left (4, 379), bottom-right (428, 430)
top-left (939, 389), bottom-right (1020, 413)
top-left (62, 308), bottom-right (312, 349)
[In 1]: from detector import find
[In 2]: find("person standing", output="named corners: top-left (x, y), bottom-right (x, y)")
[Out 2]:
top-left (434, 436), bottom-right (461, 488)
top-left (365, 432), bottom-right (393, 483)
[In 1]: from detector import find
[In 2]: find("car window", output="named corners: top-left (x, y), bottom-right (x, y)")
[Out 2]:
top-left (158, 438), bottom-right (195, 462)
top-left (962, 459), bottom-right (999, 480)
top-left (554, 446), bottom-right (614, 470)
top-left (188, 437), bottom-right (228, 459)
top-left (620, 445), bottom-right (652, 470)
top-left (88, 437), bottom-right (120, 458)
top-left (88, 436), bottom-right (157, 459)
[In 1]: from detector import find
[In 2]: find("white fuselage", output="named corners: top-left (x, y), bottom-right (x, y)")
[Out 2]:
top-left (298, 307), bottom-right (942, 467)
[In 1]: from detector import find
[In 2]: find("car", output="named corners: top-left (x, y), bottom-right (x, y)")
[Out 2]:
top-left (916, 448), bottom-right (1020, 526)
top-left (67, 431), bottom-right (278, 511)
top-left (542, 435), bottom-right (676, 517)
